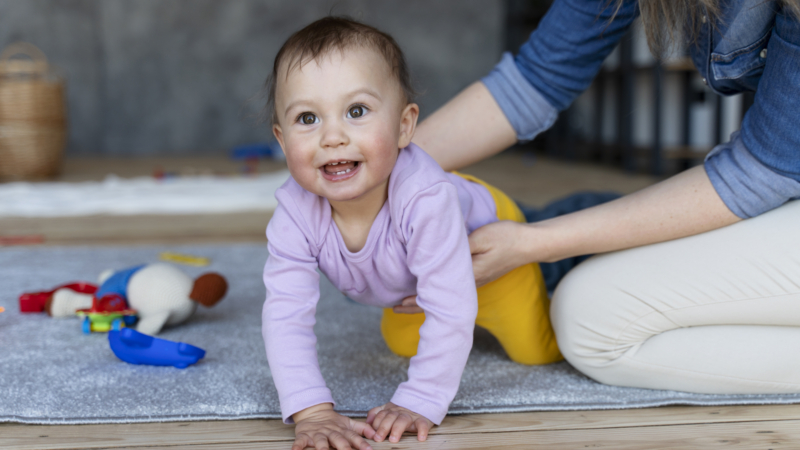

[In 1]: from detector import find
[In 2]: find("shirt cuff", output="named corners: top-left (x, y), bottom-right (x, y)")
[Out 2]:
top-left (281, 387), bottom-right (335, 424)
top-left (390, 388), bottom-right (448, 426)
top-left (481, 52), bottom-right (558, 142)
top-left (705, 131), bottom-right (800, 219)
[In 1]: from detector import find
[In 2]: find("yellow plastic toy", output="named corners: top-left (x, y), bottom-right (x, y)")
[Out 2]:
top-left (159, 252), bottom-right (210, 267)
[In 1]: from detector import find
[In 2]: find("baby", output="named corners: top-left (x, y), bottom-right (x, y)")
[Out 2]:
top-left (262, 17), bottom-right (561, 450)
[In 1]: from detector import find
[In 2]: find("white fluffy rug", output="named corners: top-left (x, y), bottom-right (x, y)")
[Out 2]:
top-left (0, 171), bottom-right (290, 217)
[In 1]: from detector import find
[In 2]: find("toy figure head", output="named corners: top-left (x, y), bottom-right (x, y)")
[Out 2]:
top-left (189, 272), bottom-right (228, 307)
top-left (268, 17), bottom-right (419, 207)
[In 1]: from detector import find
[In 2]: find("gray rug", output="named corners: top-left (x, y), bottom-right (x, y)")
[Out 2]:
top-left (2, 244), bottom-right (799, 425)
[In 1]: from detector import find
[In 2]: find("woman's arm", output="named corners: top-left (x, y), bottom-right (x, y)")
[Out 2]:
top-left (415, 0), bottom-right (639, 171)
top-left (413, 82), bottom-right (517, 172)
top-left (470, 165), bottom-right (741, 286)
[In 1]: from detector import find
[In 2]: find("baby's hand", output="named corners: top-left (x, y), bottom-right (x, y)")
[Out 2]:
top-left (366, 402), bottom-right (434, 443)
top-left (293, 403), bottom-right (375, 450)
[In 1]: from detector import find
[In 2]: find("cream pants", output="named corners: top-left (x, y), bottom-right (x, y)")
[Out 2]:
top-left (551, 200), bottom-right (800, 394)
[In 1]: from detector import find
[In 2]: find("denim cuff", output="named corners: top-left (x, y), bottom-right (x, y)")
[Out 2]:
top-left (481, 52), bottom-right (558, 142)
top-left (705, 132), bottom-right (800, 219)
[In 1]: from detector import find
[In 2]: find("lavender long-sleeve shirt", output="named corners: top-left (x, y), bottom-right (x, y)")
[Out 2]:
top-left (262, 144), bottom-right (497, 425)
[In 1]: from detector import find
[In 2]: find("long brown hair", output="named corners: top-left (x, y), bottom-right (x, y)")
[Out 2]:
top-left (629, 0), bottom-right (800, 58)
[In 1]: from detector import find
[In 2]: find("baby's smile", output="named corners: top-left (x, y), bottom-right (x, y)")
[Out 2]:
top-left (320, 160), bottom-right (361, 181)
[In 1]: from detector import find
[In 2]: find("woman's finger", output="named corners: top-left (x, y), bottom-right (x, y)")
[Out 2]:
top-left (392, 296), bottom-right (423, 314)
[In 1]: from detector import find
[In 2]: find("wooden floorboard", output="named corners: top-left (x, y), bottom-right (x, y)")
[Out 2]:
top-left (5, 405), bottom-right (800, 449)
top-left (124, 419), bottom-right (800, 450)
top-left (8, 416), bottom-right (800, 450)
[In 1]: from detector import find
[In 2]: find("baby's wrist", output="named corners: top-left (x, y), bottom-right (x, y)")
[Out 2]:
top-left (292, 402), bottom-right (334, 422)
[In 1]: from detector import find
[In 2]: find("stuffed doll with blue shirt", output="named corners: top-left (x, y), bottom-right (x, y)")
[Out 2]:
top-left (46, 263), bottom-right (227, 335)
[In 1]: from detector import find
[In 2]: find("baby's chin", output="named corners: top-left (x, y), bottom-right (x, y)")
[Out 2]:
top-left (320, 187), bottom-right (371, 204)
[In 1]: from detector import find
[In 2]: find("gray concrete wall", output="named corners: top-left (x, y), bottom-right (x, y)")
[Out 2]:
top-left (0, 0), bottom-right (504, 156)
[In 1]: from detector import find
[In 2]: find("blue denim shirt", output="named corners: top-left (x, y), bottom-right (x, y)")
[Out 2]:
top-left (482, 0), bottom-right (800, 218)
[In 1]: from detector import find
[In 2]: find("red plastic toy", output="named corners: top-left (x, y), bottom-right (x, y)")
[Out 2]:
top-left (19, 282), bottom-right (97, 313)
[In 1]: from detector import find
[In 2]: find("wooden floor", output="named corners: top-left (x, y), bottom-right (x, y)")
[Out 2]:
top-left (3, 405), bottom-right (800, 449)
top-left (4, 152), bottom-right (800, 449)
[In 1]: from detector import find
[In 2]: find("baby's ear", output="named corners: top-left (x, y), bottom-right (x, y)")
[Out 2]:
top-left (397, 103), bottom-right (419, 149)
top-left (189, 273), bottom-right (228, 307)
top-left (273, 124), bottom-right (286, 154)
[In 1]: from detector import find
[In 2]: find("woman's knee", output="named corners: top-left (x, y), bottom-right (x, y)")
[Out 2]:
top-left (550, 255), bottom-right (644, 379)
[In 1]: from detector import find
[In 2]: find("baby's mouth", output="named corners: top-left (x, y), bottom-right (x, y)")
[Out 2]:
top-left (323, 161), bottom-right (359, 175)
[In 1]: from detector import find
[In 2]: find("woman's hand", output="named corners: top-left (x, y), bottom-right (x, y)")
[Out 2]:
top-left (366, 402), bottom-right (434, 443)
top-left (392, 220), bottom-right (536, 315)
top-left (469, 220), bottom-right (536, 287)
top-left (292, 403), bottom-right (376, 450)
top-left (392, 295), bottom-right (422, 314)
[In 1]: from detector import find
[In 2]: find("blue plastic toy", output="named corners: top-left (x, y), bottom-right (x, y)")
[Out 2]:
top-left (108, 328), bottom-right (206, 369)
top-left (230, 142), bottom-right (280, 160)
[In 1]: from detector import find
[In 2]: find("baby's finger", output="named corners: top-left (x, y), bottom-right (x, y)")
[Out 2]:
top-left (327, 431), bottom-right (352, 450)
top-left (312, 432), bottom-right (331, 450)
top-left (374, 411), bottom-right (399, 442)
top-left (388, 414), bottom-right (413, 443)
top-left (414, 418), bottom-right (431, 441)
top-left (343, 429), bottom-right (373, 450)
top-left (292, 434), bottom-right (312, 450)
top-left (351, 418), bottom-right (376, 440)
top-left (370, 410), bottom-right (388, 434)
top-left (366, 406), bottom-right (384, 425)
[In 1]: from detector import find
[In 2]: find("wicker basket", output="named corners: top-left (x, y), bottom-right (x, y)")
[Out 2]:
top-left (0, 42), bottom-right (67, 180)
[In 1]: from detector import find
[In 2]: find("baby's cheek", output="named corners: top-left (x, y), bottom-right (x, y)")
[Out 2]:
top-left (284, 151), bottom-right (317, 191)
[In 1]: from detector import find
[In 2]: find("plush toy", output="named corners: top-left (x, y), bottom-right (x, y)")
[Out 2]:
top-left (46, 263), bottom-right (227, 335)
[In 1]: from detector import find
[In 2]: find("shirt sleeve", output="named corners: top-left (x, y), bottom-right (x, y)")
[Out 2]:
top-left (712, 9), bottom-right (800, 218)
top-left (390, 182), bottom-right (479, 425)
top-left (482, 0), bottom-right (638, 141)
top-left (262, 203), bottom-right (332, 424)
top-left (705, 132), bottom-right (800, 219)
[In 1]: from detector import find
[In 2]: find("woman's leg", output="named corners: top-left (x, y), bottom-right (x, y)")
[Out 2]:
top-left (551, 200), bottom-right (800, 393)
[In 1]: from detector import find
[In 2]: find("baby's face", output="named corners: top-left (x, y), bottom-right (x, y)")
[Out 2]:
top-left (273, 47), bottom-right (417, 204)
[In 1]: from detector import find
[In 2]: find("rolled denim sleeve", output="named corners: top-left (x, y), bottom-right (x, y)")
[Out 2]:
top-left (705, 132), bottom-right (800, 218)
top-left (482, 0), bottom-right (638, 141)
top-left (707, 10), bottom-right (800, 218)
top-left (482, 53), bottom-right (558, 142)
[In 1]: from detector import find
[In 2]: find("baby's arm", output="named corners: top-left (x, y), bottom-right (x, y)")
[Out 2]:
top-left (264, 204), bottom-right (375, 449)
top-left (374, 182), bottom-right (479, 442)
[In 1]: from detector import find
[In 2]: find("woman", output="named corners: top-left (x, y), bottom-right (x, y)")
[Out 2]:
top-left (403, 0), bottom-right (800, 394)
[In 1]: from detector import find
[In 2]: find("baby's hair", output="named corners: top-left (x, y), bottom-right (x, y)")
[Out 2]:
top-left (265, 16), bottom-right (415, 124)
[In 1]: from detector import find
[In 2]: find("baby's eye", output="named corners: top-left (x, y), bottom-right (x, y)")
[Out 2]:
top-left (298, 113), bottom-right (318, 125)
top-left (347, 105), bottom-right (366, 119)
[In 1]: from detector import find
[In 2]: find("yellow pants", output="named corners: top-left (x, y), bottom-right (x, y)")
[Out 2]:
top-left (381, 173), bottom-right (563, 365)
